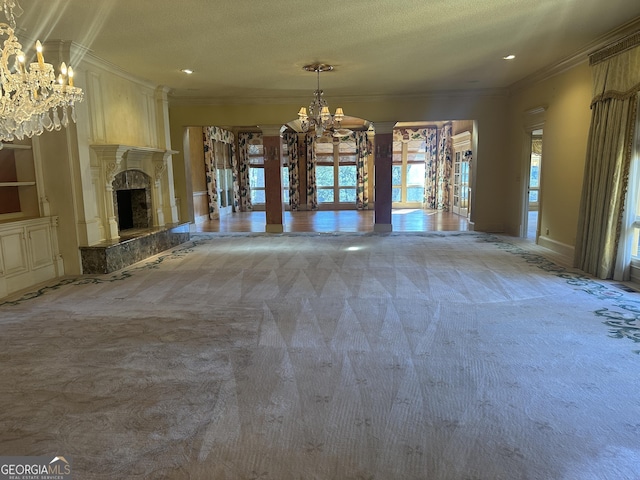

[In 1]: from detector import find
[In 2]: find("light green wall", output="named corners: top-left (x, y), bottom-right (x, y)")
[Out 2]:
top-left (506, 62), bottom-right (592, 249)
top-left (169, 93), bottom-right (511, 232)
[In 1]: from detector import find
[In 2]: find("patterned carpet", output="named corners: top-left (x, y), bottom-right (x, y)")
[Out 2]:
top-left (0, 232), bottom-right (639, 480)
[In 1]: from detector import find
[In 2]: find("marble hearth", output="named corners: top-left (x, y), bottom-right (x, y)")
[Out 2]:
top-left (80, 223), bottom-right (189, 274)
top-left (81, 144), bottom-right (185, 274)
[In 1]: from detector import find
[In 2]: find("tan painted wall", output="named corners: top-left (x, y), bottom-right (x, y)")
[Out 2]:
top-left (506, 62), bottom-right (592, 249)
top-left (184, 127), bottom-right (208, 223)
top-left (35, 46), bottom-right (173, 274)
top-left (169, 93), bottom-right (511, 232)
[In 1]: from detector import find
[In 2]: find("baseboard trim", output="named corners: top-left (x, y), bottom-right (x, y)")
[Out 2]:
top-left (374, 223), bottom-right (393, 233)
top-left (537, 235), bottom-right (574, 264)
top-left (265, 224), bottom-right (284, 233)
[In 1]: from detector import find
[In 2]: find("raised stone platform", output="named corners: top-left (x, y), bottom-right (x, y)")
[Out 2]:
top-left (80, 223), bottom-right (190, 274)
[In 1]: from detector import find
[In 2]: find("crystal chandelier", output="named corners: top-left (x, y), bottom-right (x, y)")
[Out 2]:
top-left (297, 63), bottom-right (344, 138)
top-left (0, 0), bottom-right (84, 148)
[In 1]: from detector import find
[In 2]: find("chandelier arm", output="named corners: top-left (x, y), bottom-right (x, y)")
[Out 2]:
top-left (0, 15), bottom-right (83, 145)
top-left (298, 62), bottom-right (343, 137)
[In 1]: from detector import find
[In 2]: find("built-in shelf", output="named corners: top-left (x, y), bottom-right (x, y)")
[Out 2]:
top-left (0, 182), bottom-right (36, 187)
top-left (0, 143), bottom-right (32, 150)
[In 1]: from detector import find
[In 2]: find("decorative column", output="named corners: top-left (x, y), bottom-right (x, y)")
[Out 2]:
top-left (261, 125), bottom-right (284, 233)
top-left (92, 144), bottom-right (128, 241)
top-left (152, 152), bottom-right (169, 227)
top-left (155, 86), bottom-right (181, 224)
top-left (374, 122), bottom-right (395, 232)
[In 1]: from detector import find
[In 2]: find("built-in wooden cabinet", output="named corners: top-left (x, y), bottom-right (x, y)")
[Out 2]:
top-left (0, 141), bottom-right (64, 298)
top-left (0, 141), bottom-right (39, 220)
top-left (0, 216), bottom-right (62, 298)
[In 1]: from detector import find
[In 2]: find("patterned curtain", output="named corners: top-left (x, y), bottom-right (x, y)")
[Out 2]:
top-left (229, 141), bottom-right (239, 210)
top-left (306, 134), bottom-right (318, 210)
top-left (393, 127), bottom-right (440, 210)
top-left (355, 131), bottom-right (369, 209)
top-left (575, 36), bottom-right (640, 279)
top-left (237, 133), bottom-right (260, 211)
top-left (203, 128), bottom-right (219, 219)
top-left (437, 123), bottom-right (453, 210)
top-left (424, 127), bottom-right (439, 209)
top-left (283, 132), bottom-right (300, 210)
top-left (203, 126), bottom-right (236, 219)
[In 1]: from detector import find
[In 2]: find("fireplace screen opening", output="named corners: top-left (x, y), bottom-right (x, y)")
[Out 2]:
top-left (116, 188), bottom-right (150, 231)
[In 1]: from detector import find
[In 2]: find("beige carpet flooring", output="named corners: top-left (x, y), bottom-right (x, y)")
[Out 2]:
top-left (0, 232), bottom-right (639, 479)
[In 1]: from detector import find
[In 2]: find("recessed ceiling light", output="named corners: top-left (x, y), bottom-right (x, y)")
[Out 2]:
top-left (181, 69), bottom-right (194, 74)
top-left (502, 55), bottom-right (516, 60)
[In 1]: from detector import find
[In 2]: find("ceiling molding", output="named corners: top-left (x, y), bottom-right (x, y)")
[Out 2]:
top-left (168, 88), bottom-right (509, 107)
top-left (78, 49), bottom-right (159, 91)
top-left (509, 15), bottom-right (640, 94)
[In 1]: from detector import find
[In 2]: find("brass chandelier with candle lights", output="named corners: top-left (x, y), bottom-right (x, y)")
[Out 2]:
top-left (0, 0), bottom-right (83, 148)
top-left (297, 63), bottom-right (345, 138)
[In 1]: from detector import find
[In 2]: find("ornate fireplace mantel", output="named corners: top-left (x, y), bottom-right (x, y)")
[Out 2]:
top-left (91, 144), bottom-right (178, 184)
top-left (90, 144), bottom-right (179, 242)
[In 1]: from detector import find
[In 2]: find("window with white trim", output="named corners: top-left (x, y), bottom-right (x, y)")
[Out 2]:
top-left (315, 137), bottom-right (357, 207)
top-left (248, 141), bottom-right (290, 208)
top-left (392, 138), bottom-right (426, 207)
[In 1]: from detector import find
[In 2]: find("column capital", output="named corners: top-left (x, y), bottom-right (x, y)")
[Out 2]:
top-left (259, 124), bottom-right (285, 137)
top-left (372, 121), bottom-right (397, 135)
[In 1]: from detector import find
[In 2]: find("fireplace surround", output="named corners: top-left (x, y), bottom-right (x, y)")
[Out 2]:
top-left (79, 144), bottom-right (188, 274)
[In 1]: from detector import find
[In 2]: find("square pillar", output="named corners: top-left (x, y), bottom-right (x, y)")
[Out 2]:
top-left (261, 126), bottom-right (284, 233)
top-left (374, 131), bottom-right (394, 232)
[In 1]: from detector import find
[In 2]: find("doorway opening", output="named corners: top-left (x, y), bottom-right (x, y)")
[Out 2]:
top-left (524, 129), bottom-right (543, 239)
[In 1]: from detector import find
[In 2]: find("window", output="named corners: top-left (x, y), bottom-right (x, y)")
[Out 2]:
top-left (248, 143), bottom-right (265, 205)
top-left (214, 141), bottom-right (233, 209)
top-left (529, 136), bottom-right (542, 207)
top-left (392, 139), bottom-right (426, 206)
top-left (627, 96), bottom-right (640, 280)
top-left (248, 140), bottom-right (290, 208)
top-left (281, 142), bottom-right (290, 205)
top-left (315, 137), bottom-right (357, 207)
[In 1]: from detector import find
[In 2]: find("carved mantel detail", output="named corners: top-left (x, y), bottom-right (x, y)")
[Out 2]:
top-left (89, 144), bottom-right (179, 241)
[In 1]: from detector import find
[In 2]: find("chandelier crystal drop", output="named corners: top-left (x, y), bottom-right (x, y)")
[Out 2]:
top-left (2, 0), bottom-right (22, 29)
top-left (0, 0), bottom-right (84, 148)
top-left (297, 63), bottom-right (344, 138)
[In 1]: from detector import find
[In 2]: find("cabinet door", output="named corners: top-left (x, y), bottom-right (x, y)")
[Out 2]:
top-left (27, 224), bottom-right (53, 270)
top-left (0, 228), bottom-right (29, 276)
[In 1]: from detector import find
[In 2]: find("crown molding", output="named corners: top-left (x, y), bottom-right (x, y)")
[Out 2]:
top-left (509, 16), bottom-right (640, 94)
top-left (168, 88), bottom-right (509, 107)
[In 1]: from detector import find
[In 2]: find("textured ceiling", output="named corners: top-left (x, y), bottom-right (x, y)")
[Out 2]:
top-left (14, 0), bottom-right (640, 103)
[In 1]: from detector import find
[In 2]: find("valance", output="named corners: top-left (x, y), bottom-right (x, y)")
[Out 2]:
top-left (590, 31), bottom-right (640, 105)
top-left (204, 126), bottom-right (235, 144)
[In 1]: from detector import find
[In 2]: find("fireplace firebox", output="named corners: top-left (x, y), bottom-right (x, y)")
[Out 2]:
top-left (112, 170), bottom-right (153, 233)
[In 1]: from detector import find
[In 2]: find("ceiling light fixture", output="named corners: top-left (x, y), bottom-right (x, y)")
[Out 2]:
top-left (0, 0), bottom-right (83, 148)
top-left (503, 54), bottom-right (516, 60)
top-left (297, 63), bottom-right (344, 138)
top-left (181, 68), bottom-right (193, 74)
